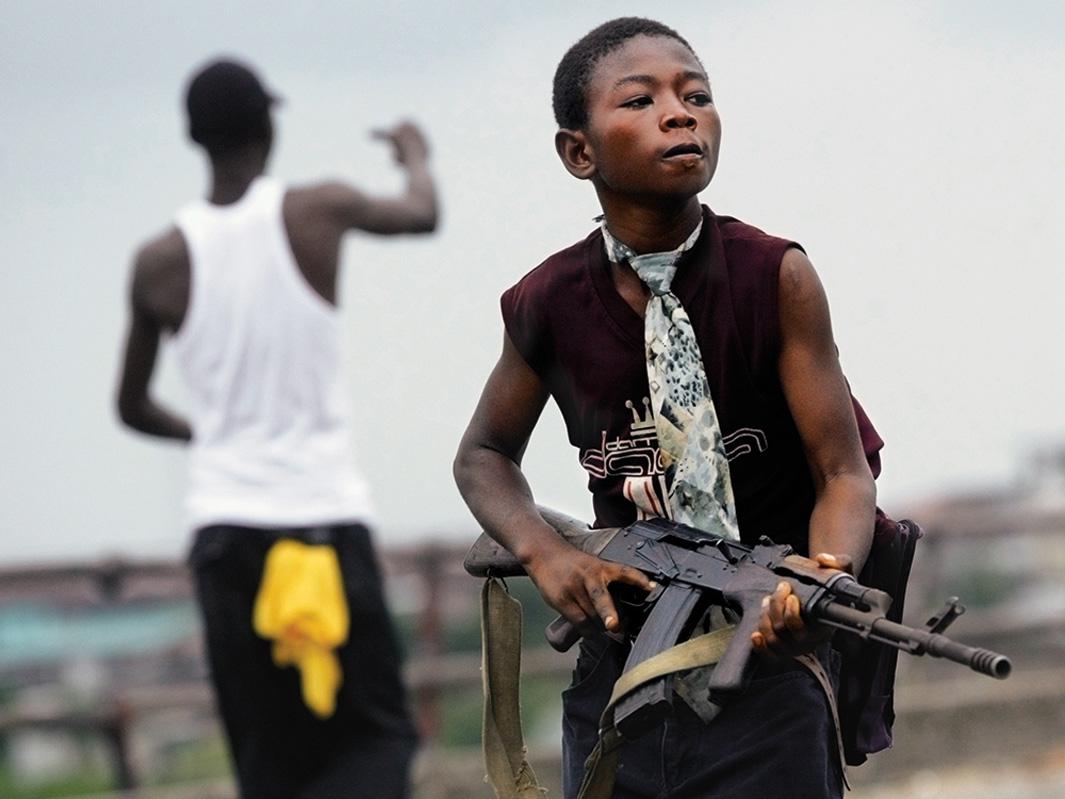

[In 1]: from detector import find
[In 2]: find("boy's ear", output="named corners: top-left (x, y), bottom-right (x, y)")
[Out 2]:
top-left (555, 129), bottom-right (596, 180)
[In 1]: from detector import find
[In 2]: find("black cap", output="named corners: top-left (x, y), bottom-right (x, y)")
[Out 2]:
top-left (185, 58), bottom-right (279, 145)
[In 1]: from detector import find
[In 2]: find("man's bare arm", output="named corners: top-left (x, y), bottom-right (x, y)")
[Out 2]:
top-left (115, 247), bottom-right (192, 441)
top-left (323, 121), bottom-right (438, 235)
top-left (453, 333), bottom-right (652, 632)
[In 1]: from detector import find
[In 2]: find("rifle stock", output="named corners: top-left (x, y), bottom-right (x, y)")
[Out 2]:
top-left (462, 506), bottom-right (619, 577)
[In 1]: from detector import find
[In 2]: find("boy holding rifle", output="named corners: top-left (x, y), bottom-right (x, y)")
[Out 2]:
top-left (455, 17), bottom-right (882, 798)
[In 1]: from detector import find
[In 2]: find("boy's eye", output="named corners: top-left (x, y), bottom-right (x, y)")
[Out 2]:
top-left (621, 96), bottom-right (652, 109)
top-left (687, 92), bottom-right (713, 106)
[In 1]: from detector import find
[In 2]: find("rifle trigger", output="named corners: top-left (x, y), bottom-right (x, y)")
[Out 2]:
top-left (924, 597), bottom-right (965, 634)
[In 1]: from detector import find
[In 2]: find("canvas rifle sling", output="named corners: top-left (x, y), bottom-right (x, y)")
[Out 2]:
top-left (481, 577), bottom-right (546, 798)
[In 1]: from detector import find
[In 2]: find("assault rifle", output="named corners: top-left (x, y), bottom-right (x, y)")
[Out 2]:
top-left (464, 507), bottom-right (1011, 740)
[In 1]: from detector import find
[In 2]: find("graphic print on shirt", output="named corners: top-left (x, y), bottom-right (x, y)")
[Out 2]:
top-left (579, 398), bottom-right (768, 520)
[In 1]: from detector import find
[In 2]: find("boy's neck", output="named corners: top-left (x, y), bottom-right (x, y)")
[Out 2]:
top-left (599, 198), bottom-right (703, 255)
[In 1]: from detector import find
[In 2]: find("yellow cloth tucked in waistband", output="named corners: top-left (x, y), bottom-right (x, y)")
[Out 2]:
top-left (253, 539), bottom-right (350, 718)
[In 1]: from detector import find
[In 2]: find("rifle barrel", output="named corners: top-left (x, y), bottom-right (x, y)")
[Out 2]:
top-left (819, 603), bottom-right (1011, 679)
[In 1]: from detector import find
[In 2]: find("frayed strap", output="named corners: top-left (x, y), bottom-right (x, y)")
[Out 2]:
top-left (481, 577), bottom-right (548, 798)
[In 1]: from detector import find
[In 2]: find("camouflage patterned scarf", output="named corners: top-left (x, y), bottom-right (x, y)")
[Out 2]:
top-left (601, 220), bottom-right (740, 542)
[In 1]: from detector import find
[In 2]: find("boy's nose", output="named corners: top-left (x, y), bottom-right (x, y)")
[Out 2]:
top-left (662, 107), bottom-right (697, 130)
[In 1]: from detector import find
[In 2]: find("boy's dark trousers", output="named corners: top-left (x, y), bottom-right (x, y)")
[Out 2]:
top-left (189, 523), bottom-right (419, 799)
top-left (562, 632), bottom-right (843, 799)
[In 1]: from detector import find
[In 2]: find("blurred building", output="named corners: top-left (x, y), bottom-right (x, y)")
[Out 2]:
top-left (903, 444), bottom-right (1065, 672)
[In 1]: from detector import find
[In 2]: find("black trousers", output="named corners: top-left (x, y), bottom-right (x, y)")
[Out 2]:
top-left (562, 633), bottom-right (843, 799)
top-left (189, 523), bottom-right (418, 799)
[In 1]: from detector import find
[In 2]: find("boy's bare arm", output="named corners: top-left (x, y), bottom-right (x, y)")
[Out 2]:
top-left (777, 247), bottom-right (876, 568)
top-left (318, 121), bottom-right (438, 235)
top-left (454, 333), bottom-right (652, 633)
top-left (755, 247), bottom-right (876, 657)
top-left (115, 246), bottom-right (192, 441)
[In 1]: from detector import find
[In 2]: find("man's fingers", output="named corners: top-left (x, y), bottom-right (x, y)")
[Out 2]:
top-left (814, 552), bottom-right (854, 574)
top-left (783, 593), bottom-right (804, 633)
top-left (568, 587), bottom-right (598, 626)
top-left (557, 594), bottom-right (591, 629)
top-left (576, 559), bottom-right (655, 634)
top-left (610, 564), bottom-right (656, 592)
top-left (769, 582), bottom-right (790, 631)
top-left (751, 631), bottom-right (780, 662)
top-left (589, 595), bottom-right (616, 631)
top-left (585, 579), bottom-right (621, 631)
top-left (758, 591), bottom-right (782, 643)
top-left (754, 577), bottom-right (837, 660)
top-left (762, 581), bottom-right (806, 649)
top-left (758, 616), bottom-right (783, 651)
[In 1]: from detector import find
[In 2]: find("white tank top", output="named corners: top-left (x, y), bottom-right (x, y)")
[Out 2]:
top-left (172, 176), bottom-right (374, 529)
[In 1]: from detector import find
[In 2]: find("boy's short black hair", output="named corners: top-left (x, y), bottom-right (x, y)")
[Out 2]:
top-left (552, 17), bottom-right (699, 131)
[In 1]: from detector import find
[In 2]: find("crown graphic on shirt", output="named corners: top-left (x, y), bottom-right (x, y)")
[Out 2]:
top-left (625, 398), bottom-right (656, 434)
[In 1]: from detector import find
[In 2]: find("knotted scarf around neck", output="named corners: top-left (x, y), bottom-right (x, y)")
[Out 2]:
top-left (600, 220), bottom-right (740, 542)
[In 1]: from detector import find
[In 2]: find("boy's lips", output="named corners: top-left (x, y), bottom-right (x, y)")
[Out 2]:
top-left (662, 142), bottom-right (704, 159)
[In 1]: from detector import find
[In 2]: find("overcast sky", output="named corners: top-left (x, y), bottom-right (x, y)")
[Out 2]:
top-left (2, 1), bottom-right (1063, 565)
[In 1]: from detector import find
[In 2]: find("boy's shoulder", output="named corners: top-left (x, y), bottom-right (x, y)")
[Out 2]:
top-left (504, 227), bottom-right (602, 300)
top-left (716, 213), bottom-right (800, 253)
top-left (500, 228), bottom-right (604, 373)
top-left (714, 213), bottom-right (804, 289)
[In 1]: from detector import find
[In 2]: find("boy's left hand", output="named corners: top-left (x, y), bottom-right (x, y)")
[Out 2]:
top-left (750, 553), bottom-right (852, 660)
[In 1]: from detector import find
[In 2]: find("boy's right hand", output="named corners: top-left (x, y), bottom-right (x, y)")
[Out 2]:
top-left (371, 121), bottom-right (429, 166)
top-left (522, 536), bottom-right (654, 635)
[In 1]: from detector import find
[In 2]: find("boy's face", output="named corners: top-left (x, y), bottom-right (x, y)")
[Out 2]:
top-left (571, 35), bottom-right (720, 205)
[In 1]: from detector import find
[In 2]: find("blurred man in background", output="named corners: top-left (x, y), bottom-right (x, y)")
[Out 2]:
top-left (115, 56), bottom-right (438, 798)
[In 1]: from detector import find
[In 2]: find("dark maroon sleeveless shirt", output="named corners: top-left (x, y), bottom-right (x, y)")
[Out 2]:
top-left (501, 206), bottom-right (882, 554)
